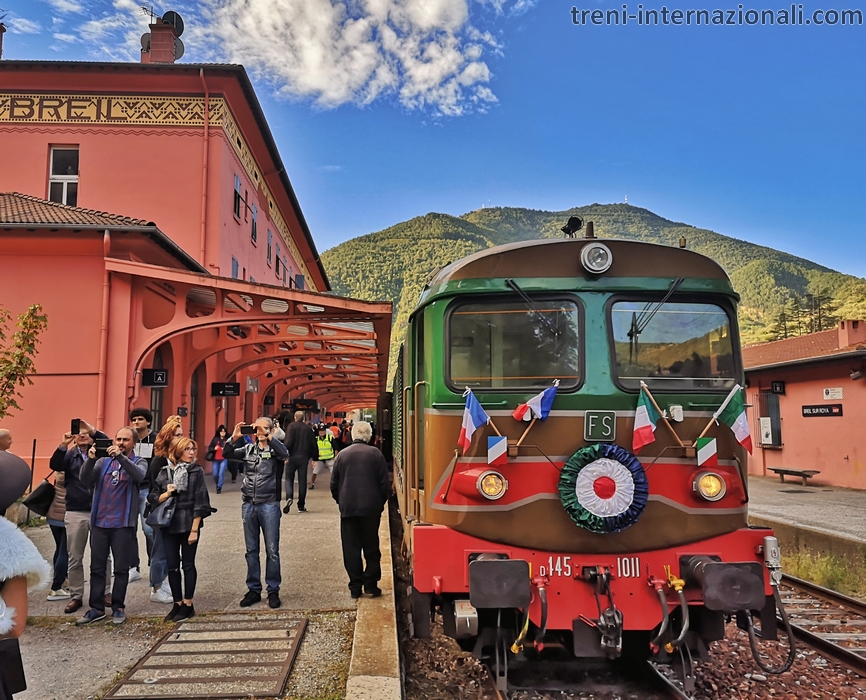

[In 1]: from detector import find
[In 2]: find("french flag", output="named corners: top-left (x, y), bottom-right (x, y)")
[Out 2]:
top-left (488, 436), bottom-right (507, 467)
top-left (512, 380), bottom-right (559, 422)
top-left (458, 389), bottom-right (490, 455)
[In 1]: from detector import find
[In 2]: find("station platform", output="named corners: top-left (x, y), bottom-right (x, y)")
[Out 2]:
top-left (19, 475), bottom-right (400, 699)
top-left (747, 475), bottom-right (866, 544)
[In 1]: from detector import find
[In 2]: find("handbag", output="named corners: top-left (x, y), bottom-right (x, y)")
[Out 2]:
top-left (204, 449), bottom-right (216, 461)
top-left (0, 638), bottom-right (26, 695)
top-left (22, 479), bottom-right (55, 517)
top-left (145, 495), bottom-right (176, 528)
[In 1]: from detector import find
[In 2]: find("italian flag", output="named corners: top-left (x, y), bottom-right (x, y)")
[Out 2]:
top-left (696, 437), bottom-right (718, 467)
top-left (632, 384), bottom-right (661, 453)
top-left (716, 384), bottom-right (753, 454)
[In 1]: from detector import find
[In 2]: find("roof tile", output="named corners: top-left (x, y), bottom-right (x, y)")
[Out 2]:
top-left (0, 192), bottom-right (153, 228)
top-left (742, 328), bottom-right (860, 369)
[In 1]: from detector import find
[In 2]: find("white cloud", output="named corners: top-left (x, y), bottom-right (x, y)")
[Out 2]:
top-left (46, 0), bottom-right (87, 13)
top-left (194, 0), bottom-right (516, 115)
top-left (318, 165), bottom-right (344, 172)
top-left (52, 32), bottom-right (78, 42)
top-left (59, 0), bottom-right (529, 115)
top-left (8, 17), bottom-right (43, 34)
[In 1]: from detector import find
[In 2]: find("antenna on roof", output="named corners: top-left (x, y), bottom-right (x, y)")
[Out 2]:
top-left (139, 5), bottom-right (156, 23)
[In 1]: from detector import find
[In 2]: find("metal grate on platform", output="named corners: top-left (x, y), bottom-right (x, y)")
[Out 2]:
top-left (104, 614), bottom-right (307, 699)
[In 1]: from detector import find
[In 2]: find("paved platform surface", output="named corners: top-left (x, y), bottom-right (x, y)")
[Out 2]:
top-left (24, 476), bottom-right (357, 617)
top-left (747, 475), bottom-right (866, 543)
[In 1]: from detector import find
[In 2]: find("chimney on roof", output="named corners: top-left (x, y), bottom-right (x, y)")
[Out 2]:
top-left (141, 22), bottom-right (178, 63)
top-left (0, 21), bottom-right (7, 61)
top-left (838, 320), bottom-right (866, 348)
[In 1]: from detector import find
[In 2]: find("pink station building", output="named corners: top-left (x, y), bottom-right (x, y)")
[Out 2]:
top-left (0, 32), bottom-right (391, 478)
top-left (743, 320), bottom-right (866, 489)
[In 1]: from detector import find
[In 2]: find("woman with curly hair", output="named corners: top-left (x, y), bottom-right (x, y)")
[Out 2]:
top-left (144, 417), bottom-right (184, 605)
top-left (148, 437), bottom-right (211, 622)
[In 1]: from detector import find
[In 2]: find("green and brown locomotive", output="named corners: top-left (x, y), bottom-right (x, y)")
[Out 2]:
top-left (392, 220), bottom-right (790, 687)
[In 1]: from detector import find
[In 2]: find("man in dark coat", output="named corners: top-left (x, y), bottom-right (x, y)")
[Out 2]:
top-left (330, 421), bottom-right (391, 599)
top-left (283, 411), bottom-right (317, 513)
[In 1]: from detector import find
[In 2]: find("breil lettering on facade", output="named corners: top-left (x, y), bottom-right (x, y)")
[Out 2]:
top-left (0, 94), bottom-right (216, 125)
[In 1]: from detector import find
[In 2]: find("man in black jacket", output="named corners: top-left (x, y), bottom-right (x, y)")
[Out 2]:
top-left (283, 411), bottom-right (317, 513)
top-left (49, 419), bottom-right (111, 614)
top-left (224, 417), bottom-right (288, 609)
top-left (330, 421), bottom-right (391, 599)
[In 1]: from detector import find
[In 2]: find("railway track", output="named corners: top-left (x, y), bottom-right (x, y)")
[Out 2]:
top-left (483, 657), bottom-right (692, 699)
top-left (779, 573), bottom-right (866, 678)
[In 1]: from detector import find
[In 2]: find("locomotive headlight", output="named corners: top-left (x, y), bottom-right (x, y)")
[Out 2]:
top-left (580, 242), bottom-right (613, 274)
top-left (477, 471), bottom-right (507, 500)
top-left (694, 472), bottom-right (726, 502)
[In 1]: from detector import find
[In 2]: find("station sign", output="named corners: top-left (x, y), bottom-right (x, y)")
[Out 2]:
top-left (333, 411), bottom-right (347, 418)
top-left (142, 369), bottom-right (169, 387)
top-left (293, 399), bottom-right (319, 412)
top-left (281, 403), bottom-right (293, 410)
top-left (211, 382), bottom-right (241, 397)
top-left (176, 407), bottom-right (188, 417)
top-left (802, 404), bottom-right (842, 417)
top-left (771, 381), bottom-right (785, 395)
top-left (263, 395), bottom-right (275, 406)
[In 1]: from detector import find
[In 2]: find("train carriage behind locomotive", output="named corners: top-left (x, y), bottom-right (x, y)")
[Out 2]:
top-left (391, 227), bottom-right (789, 683)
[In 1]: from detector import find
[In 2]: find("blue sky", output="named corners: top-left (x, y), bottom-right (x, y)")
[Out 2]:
top-left (2, 0), bottom-right (864, 276)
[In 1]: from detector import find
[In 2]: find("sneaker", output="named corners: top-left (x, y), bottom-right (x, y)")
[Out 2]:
top-left (298, 506), bottom-right (307, 513)
top-left (128, 567), bottom-right (142, 582)
top-left (239, 590), bottom-right (261, 607)
top-left (282, 499), bottom-right (292, 514)
top-left (150, 586), bottom-right (174, 604)
top-left (174, 603), bottom-right (195, 621)
top-left (76, 608), bottom-right (106, 625)
top-left (308, 483), bottom-right (315, 489)
top-left (164, 603), bottom-right (182, 622)
top-left (111, 608), bottom-right (126, 625)
top-left (47, 588), bottom-right (71, 601)
top-left (268, 592), bottom-right (281, 609)
top-left (216, 487), bottom-right (221, 494)
top-left (64, 598), bottom-right (83, 614)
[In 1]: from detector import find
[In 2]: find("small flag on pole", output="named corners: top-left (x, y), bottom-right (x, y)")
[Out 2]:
top-left (696, 437), bottom-right (718, 467)
top-left (716, 384), bottom-right (753, 454)
top-left (488, 436), bottom-right (507, 467)
top-left (632, 385), bottom-right (662, 453)
top-left (458, 388), bottom-right (490, 455)
top-left (512, 380), bottom-right (559, 422)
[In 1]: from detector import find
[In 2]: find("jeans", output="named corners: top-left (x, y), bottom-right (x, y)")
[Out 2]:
top-left (148, 527), bottom-right (168, 588)
top-left (162, 530), bottom-right (199, 601)
top-left (48, 521), bottom-right (68, 591)
top-left (212, 459), bottom-right (228, 489)
top-left (340, 515), bottom-right (382, 594)
top-left (241, 501), bottom-right (281, 594)
top-left (89, 526), bottom-right (136, 612)
top-left (285, 455), bottom-right (310, 508)
top-left (132, 487), bottom-right (154, 570)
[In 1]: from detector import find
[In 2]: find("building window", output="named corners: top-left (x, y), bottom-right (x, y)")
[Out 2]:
top-left (758, 390), bottom-right (782, 447)
top-left (282, 256), bottom-right (288, 286)
top-left (288, 267), bottom-right (294, 288)
top-left (231, 257), bottom-right (239, 279)
top-left (295, 274), bottom-right (305, 290)
top-left (275, 244), bottom-right (282, 277)
top-left (250, 275), bottom-right (255, 283)
top-left (267, 230), bottom-right (272, 264)
top-left (233, 175), bottom-right (242, 218)
top-left (251, 205), bottom-right (258, 243)
top-left (48, 147), bottom-right (79, 206)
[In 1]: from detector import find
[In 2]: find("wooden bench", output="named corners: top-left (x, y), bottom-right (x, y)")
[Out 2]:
top-left (769, 468), bottom-right (821, 486)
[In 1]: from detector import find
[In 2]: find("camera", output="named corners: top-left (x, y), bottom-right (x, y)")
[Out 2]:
top-left (240, 425), bottom-right (256, 435)
top-left (94, 438), bottom-right (113, 458)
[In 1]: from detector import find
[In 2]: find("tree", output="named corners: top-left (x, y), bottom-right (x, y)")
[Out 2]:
top-left (0, 304), bottom-right (49, 419)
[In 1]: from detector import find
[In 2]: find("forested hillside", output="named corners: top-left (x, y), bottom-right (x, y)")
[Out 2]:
top-left (321, 204), bottom-right (866, 379)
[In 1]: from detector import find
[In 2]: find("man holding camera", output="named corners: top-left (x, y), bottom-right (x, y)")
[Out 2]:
top-left (49, 419), bottom-right (111, 614)
top-left (224, 418), bottom-right (288, 609)
top-left (76, 427), bottom-right (146, 625)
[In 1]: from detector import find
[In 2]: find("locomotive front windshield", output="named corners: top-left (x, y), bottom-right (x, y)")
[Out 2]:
top-left (449, 299), bottom-right (580, 390)
top-left (610, 300), bottom-right (736, 391)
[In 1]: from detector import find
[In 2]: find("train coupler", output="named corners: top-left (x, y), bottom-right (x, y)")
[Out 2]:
top-left (577, 566), bottom-right (623, 658)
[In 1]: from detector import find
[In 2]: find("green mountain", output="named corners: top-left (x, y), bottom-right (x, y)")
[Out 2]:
top-left (321, 204), bottom-right (866, 379)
